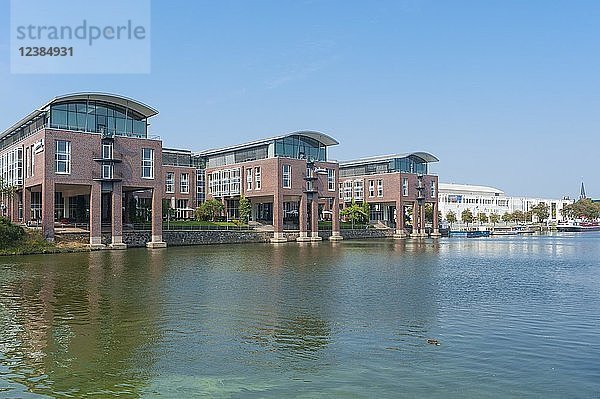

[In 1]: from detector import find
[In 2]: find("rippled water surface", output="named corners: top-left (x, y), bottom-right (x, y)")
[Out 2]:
top-left (1, 234), bottom-right (599, 398)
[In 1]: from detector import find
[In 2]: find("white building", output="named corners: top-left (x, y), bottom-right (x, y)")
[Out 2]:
top-left (438, 183), bottom-right (572, 224)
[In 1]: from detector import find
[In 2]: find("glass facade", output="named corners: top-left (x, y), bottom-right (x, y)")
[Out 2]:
top-left (340, 155), bottom-right (429, 178)
top-left (49, 101), bottom-right (147, 138)
top-left (274, 135), bottom-right (326, 161)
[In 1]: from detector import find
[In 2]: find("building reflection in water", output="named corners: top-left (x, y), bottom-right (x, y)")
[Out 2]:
top-left (0, 249), bottom-right (165, 398)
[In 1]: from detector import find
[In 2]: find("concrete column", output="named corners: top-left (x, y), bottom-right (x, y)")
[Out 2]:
top-left (329, 195), bottom-right (342, 241)
top-left (420, 202), bottom-right (426, 237)
top-left (394, 200), bottom-right (406, 239)
top-left (89, 183), bottom-right (104, 249)
top-left (310, 197), bottom-right (321, 241)
top-left (111, 183), bottom-right (126, 249)
top-left (23, 187), bottom-right (31, 225)
top-left (41, 180), bottom-right (55, 242)
top-left (271, 191), bottom-right (286, 243)
top-left (147, 188), bottom-right (167, 248)
top-left (431, 201), bottom-right (441, 237)
top-left (297, 193), bottom-right (310, 242)
top-left (410, 202), bottom-right (419, 238)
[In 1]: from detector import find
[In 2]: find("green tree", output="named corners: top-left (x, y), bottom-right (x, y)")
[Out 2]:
top-left (489, 213), bottom-right (500, 226)
top-left (531, 202), bottom-right (550, 224)
top-left (196, 199), bottom-right (224, 222)
top-left (478, 212), bottom-right (488, 224)
top-left (565, 198), bottom-right (600, 220)
top-left (502, 212), bottom-right (512, 225)
top-left (341, 200), bottom-right (368, 228)
top-left (238, 195), bottom-right (251, 224)
top-left (512, 210), bottom-right (525, 224)
top-left (461, 209), bottom-right (474, 226)
top-left (446, 210), bottom-right (457, 229)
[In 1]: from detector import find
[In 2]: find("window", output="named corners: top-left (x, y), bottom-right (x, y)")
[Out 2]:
top-left (327, 169), bottom-right (335, 191)
top-left (231, 168), bottom-right (241, 195)
top-left (165, 172), bottom-right (175, 193)
top-left (354, 180), bottom-right (364, 200)
top-left (255, 167), bottom-right (261, 190)
top-left (377, 179), bottom-right (383, 197)
top-left (25, 146), bottom-right (30, 178)
top-left (102, 163), bottom-right (113, 179)
top-left (221, 170), bottom-right (230, 195)
top-left (430, 181), bottom-right (436, 197)
top-left (339, 183), bottom-right (343, 199)
top-left (282, 164), bottom-right (291, 188)
top-left (368, 180), bottom-right (375, 197)
top-left (246, 168), bottom-right (253, 190)
top-left (102, 143), bottom-right (113, 159)
top-left (55, 140), bottom-right (71, 174)
top-left (343, 181), bottom-right (352, 200)
top-left (180, 173), bottom-right (190, 193)
top-left (402, 177), bottom-right (409, 196)
top-left (30, 145), bottom-right (35, 177)
top-left (141, 148), bottom-right (154, 178)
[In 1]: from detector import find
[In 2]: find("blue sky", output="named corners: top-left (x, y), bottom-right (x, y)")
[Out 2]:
top-left (1, 0), bottom-right (599, 198)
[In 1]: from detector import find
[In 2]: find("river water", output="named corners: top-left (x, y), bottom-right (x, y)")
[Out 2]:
top-left (1, 234), bottom-right (599, 398)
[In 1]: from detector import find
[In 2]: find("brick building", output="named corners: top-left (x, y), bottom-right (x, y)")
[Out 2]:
top-left (339, 153), bottom-right (440, 238)
top-left (0, 93), bottom-right (166, 248)
top-left (199, 131), bottom-right (342, 242)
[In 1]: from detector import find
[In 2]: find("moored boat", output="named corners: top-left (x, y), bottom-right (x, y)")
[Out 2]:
top-left (557, 221), bottom-right (600, 232)
top-left (449, 230), bottom-right (491, 238)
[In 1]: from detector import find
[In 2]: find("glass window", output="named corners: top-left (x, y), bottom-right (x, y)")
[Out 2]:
top-left (102, 143), bottom-right (113, 159)
top-left (354, 180), bottom-right (364, 200)
top-left (343, 181), bottom-right (352, 200)
top-left (430, 181), bottom-right (436, 198)
top-left (165, 172), bottom-right (175, 193)
top-left (403, 177), bottom-right (409, 196)
top-left (141, 148), bottom-right (154, 178)
top-left (282, 164), bottom-right (291, 188)
top-left (55, 140), bottom-right (71, 174)
top-left (231, 168), bottom-right (241, 195)
top-left (254, 167), bottom-right (261, 190)
top-left (369, 180), bottom-right (375, 197)
top-left (102, 163), bottom-right (113, 179)
top-left (377, 179), bottom-right (383, 197)
top-left (180, 173), bottom-right (189, 193)
top-left (246, 168), bottom-right (253, 190)
top-left (327, 169), bottom-right (335, 191)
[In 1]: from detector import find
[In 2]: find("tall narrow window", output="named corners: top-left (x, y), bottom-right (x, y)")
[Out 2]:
top-left (141, 148), bottom-right (154, 178)
top-left (246, 168), bottom-right (253, 190)
top-left (430, 181), bottom-right (436, 198)
top-left (180, 173), bottom-right (189, 193)
top-left (25, 146), bottom-right (30, 178)
top-left (255, 167), bottom-right (261, 190)
top-left (55, 140), bottom-right (71, 174)
top-left (102, 143), bottom-right (113, 159)
top-left (282, 164), bottom-right (291, 188)
top-left (354, 180), bottom-right (364, 200)
top-left (377, 179), bottom-right (383, 197)
top-left (231, 168), bottom-right (241, 194)
top-left (165, 172), bottom-right (175, 193)
top-left (368, 180), bottom-right (375, 197)
top-left (327, 169), bottom-right (335, 191)
top-left (339, 183), bottom-right (343, 199)
top-left (402, 177), bottom-right (409, 196)
top-left (31, 145), bottom-right (35, 177)
top-left (102, 163), bottom-right (113, 179)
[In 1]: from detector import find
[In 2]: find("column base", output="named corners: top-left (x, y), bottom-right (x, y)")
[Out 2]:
top-left (89, 236), bottom-right (104, 250)
top-left (146, 241), bottom-right (167, 249)
top-left (394, 229), bottom-right (407, 239)
top-left (329, 232), bottom-right (343, 241)
top-left (310, 232), bottom-right (322, 241)
top-left (110, 242), bottom-right (128, 250)
top-left (430, 230), bottom-right (442, 238)
top-left (271, 232), bottom-right (287, 243)
top-left (297, 232), bottom-right (312, 242)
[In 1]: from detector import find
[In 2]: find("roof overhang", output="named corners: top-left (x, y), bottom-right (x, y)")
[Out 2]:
top-left (41, 92), bottom-right (159, 118)
top-left (198, 130), bottom-right (339, 157)
top-left (340, 152), bottom-right (439, 167)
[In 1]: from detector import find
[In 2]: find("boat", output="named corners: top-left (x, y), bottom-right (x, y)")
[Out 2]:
top-left (556, 221), bottom-right (600, 232)
top-left (449, 230), bottom-right (491, 238)
top-left (490, 227), bottom-right (519, 236)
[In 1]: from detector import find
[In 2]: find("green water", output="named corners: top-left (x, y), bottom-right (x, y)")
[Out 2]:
top-left (1, 234), bottom-right (599, 398)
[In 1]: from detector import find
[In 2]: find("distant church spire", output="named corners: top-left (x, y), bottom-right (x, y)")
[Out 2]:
top-left (580, 181), bottom-right (587, 199)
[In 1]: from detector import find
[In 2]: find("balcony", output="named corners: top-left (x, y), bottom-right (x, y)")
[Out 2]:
top-left (92, 171), bottom-right (123, 182)
top-left (92, 152), bottom-right (123, 163)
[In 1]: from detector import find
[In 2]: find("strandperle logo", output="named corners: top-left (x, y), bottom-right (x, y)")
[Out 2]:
top-left (15, 20), bottom-right (147, 46)
top-left (10, 0), bottom-right (150, 74)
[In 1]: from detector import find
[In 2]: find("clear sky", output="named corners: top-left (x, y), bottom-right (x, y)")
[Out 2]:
top-left (1, 0), bottom-right (598, 198)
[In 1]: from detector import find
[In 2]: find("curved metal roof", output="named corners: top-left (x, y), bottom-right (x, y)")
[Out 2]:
top-left (41, 92), bottom-right (159, 118)
top-left (339, 152), bottom-right (439, 167)
top-left (198, 130), bottom-right (339, 156)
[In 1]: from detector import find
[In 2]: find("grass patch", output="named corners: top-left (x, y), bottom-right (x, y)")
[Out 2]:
top-left (0, 229), bottom-right (89, 256)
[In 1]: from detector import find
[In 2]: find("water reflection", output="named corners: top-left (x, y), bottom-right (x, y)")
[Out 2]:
top-left (0, 250), bottom-right (165, 398)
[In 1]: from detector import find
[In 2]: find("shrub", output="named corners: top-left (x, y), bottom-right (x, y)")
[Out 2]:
top-left (0, 217), bottom-right (25, 248)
